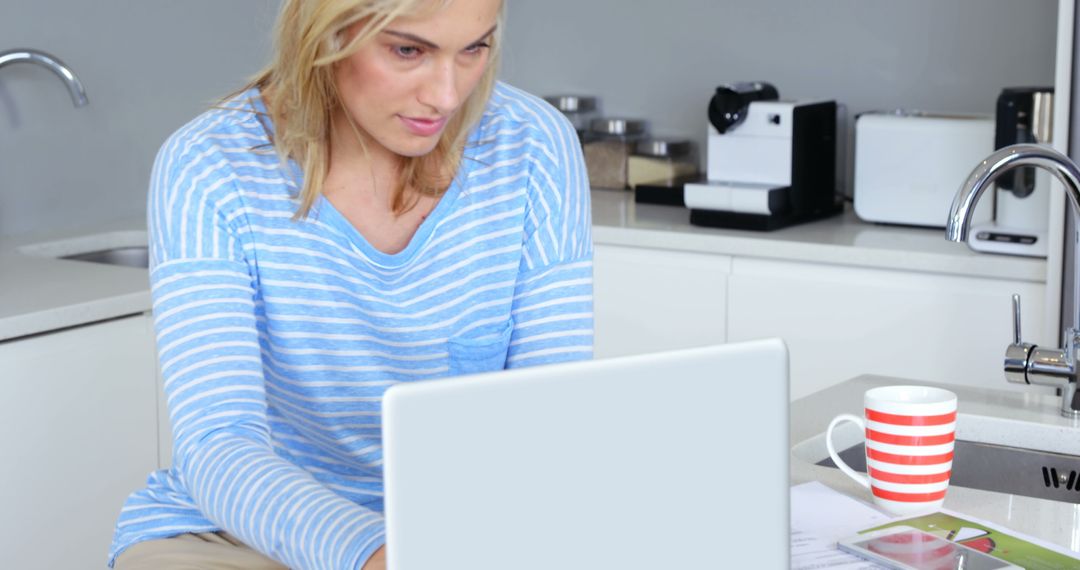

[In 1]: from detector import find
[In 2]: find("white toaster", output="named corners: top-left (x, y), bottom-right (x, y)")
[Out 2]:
top-left (853, 111), bottom-right (995, 228)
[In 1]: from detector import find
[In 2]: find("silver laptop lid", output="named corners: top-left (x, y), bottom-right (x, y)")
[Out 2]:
top-left (382, 339), bottom-right (789, 569)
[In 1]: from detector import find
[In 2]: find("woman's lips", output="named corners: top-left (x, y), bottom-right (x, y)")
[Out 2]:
top-left (399, 115), bottom-right (447, 137)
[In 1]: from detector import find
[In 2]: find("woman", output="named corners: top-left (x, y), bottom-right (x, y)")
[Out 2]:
top-left (108, 0), bottom-right (592, 567)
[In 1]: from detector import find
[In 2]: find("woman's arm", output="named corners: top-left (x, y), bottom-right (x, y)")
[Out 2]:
top-left (505, 101), bottom-right (594, 368)
top-left (362, 546), bottom-right (387, 570)
top-left (144, 129), bottom-right (385, 570)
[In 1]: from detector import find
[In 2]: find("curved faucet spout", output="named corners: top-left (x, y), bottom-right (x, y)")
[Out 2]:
top-left (0, 48), bottom-right (88, 107)
top-left (947, 143), bottom-right (1080, 417)
top-left (945, 143), bottom-right (1080, 241)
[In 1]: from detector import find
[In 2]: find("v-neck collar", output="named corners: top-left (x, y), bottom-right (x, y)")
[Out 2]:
top-left (313, 168), bottom-right (468, 269)
top-left (242, 86), bottom-right (478, 269)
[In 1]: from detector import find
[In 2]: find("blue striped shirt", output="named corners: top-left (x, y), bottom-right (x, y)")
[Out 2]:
top-left (109, 82), bottom-right (594, 569)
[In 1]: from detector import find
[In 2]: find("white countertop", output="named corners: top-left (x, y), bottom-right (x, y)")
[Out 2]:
top-left (0, 217), bottom-right (150, 341)
top-left (0, 190), bottom-right (1048, 341)
top-left (592, 188), bottom-right (1047, 282)
top-left (792, 375), bottom-right (1080, 553)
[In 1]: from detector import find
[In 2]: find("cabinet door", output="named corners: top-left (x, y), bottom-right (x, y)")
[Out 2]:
top-left (0, 314), bottom-right (158, 569)
top-left (728, 258), bottom-right (1047, 400)
top-left (593, 244), bottom-right (730, 358)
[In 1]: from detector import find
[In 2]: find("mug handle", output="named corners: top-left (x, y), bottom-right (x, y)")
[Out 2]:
top-left (826, 414), bottom-right (870, 489)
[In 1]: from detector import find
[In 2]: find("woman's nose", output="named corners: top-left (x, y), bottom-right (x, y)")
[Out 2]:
top-left (419, 59), bottom-right (461, 114)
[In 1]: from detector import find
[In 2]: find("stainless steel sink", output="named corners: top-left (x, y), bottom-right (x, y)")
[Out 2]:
top-left (18, 230), bottom-right (149, 269)
top-left (818, 439), bottom-right (1080, 504)
top-left (60, 246), bottom-right (149, 268)
top-left (793, 412), bottom-right (1080, 506)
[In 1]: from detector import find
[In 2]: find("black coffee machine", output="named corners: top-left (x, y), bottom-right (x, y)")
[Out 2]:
top-left (995, 87), bottom-right (1055, 197)
top-left (685, 82), bottom-right (842, 231)
top-left (967, 86), bottom-right (1054, 257)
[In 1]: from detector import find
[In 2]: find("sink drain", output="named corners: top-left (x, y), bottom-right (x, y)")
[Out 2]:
top-left (1043, 466), bottom-right (1080, 492)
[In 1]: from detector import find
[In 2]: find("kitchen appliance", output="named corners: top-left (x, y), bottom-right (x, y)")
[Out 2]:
top-left (685, 82), bottom-right (842, 231)
top-left (967, 87), bottom-right (1054, 257)
top-left (853, 110), bottom-right (994, 228)
top-left (707, 81), bottom-right (780, 134)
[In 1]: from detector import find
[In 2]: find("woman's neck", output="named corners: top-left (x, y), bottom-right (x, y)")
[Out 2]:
top-left (328, 109), bottom-right (403, 210)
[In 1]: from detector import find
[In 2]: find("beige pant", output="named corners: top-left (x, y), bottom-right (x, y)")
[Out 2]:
top-left (114, 532), bottom-right (289, 570)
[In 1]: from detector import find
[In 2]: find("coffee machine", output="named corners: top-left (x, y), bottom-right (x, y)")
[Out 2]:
top-left (684, 82), bottom-right (842, 231)
top-left (967, 87), bottom-right (1054, 257)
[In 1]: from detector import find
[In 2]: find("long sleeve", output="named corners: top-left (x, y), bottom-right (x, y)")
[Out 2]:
top-left (506, 104), bottom-right (594, 367)
top-left (147, 130), bottom-right (385, 569)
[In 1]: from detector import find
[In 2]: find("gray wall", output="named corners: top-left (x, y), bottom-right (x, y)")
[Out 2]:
top-left (0, 1), bottom-right (277, 238)
top-left (500, 0), bottom-right (1060, 195)
top-left (0, 1), bottom-right (1061, 238)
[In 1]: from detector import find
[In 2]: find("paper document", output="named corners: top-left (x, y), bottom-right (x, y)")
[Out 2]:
top-left (791, 528), bottom-right (886, 570)
top-left (790, 482), bottom-right (892, 569)
top-left (791, 481), bottom-right (891, 543)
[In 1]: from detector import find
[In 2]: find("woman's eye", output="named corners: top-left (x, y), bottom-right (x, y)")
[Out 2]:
top-left (464, 42), bottom-right (491, 55)
top-left (393, 45), bottom-right (423, 59)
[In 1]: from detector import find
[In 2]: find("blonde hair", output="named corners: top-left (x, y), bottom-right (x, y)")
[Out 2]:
top-left (246, 0), bottom-right (503, 218)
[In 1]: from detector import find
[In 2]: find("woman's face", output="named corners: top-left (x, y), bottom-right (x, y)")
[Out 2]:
top-left (334, 0), bottom-right (501, 160)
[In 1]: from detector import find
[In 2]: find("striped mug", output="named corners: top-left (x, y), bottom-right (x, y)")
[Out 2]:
top-left (826, 386), bottom-right (957, 516)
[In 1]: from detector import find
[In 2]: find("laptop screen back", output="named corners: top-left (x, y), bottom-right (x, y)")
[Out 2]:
top-left (382, 338), bottom-right (789, 569)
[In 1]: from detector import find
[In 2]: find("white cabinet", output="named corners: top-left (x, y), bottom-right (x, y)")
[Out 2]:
top-left (593, 244), bottom-right (730, 358)
top-left (593, 242), bottom-right (1048, 401)
top-left (727, 258), bottom-right (1047, 400)
top-left (0, 314), bottom-right (159, 569)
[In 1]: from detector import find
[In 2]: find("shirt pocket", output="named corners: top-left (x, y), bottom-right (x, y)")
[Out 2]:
top-left (447, 319), bottom-right (514, 376)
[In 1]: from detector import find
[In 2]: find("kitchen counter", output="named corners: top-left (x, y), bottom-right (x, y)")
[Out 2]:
top-left (0, 189), bottom-right (1048, 341)
top-left (592, 188), bottom-right (1047, 282)
top-left (792, 375), bottom-right (1080, 553)
top-left (0, 217), bottom-right (150, 341)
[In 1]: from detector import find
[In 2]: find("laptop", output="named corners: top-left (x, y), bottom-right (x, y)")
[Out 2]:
top-left (382, 338), bottom-right (789, 569)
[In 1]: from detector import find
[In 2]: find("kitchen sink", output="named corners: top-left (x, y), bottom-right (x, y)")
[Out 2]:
top-left (793, 414), bottom-right (1080, 505)
top-left (818, 439), bottom-right (1080, 504)
top-left (18, 230), bottom-right (149, 269)
top-left (61, 246), bottom-right (148, 268)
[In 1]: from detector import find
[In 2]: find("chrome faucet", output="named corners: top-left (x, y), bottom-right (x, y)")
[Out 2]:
top-left (0, 48), bottom-right (88, 107)
top-left (946, 143), bottom-right (1080, 418)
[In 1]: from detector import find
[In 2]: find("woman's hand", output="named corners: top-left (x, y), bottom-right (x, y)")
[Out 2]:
top-left (362, 546), bottom-right (387, 570)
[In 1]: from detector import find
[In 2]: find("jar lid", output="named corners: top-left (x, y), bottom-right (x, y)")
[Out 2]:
top-left (634, 138), bottom-right (692, 158)
top-left (589, 118), bottom-right (647, 136)
top-left (543, 95), bottom-right (598, 113)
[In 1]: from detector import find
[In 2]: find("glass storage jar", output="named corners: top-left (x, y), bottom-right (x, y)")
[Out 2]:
top-left (628, 138), bottom-right (698, 188)
top-left (582, 118), bottom-right (647, 190)
top-left (543, 95), bottom-right (599, 142)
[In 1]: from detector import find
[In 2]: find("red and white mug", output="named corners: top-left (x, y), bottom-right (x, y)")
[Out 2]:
top-left (826, 385), bottom-right (957, 516)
